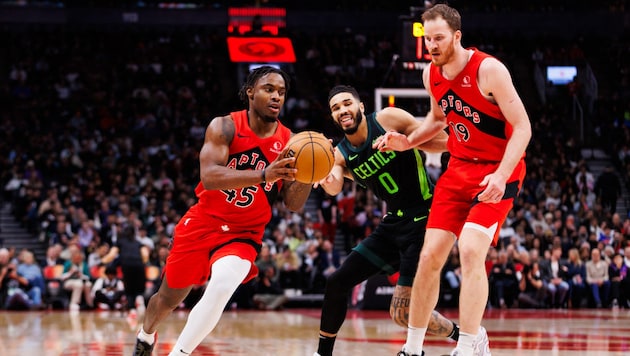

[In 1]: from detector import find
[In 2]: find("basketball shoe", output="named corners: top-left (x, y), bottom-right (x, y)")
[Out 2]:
top-left (473, 326), bottom-right (491, 355)
top-left (133, 339), bottom-right (153, 356)
top-left (133, 332), bottom-right (156, 356)
top-left (450, 326), bottom-right (491, 356)
top-left (397, 350), bottom-right (424, 356)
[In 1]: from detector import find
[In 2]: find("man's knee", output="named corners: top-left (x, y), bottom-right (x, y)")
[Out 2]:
top-left (419, 250), bottom-right (447, 272)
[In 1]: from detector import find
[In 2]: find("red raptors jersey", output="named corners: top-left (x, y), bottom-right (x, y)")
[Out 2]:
top-left (193, 110), bottom-right (291, 230)
top-left (430, 48), bottom-right (515, 162)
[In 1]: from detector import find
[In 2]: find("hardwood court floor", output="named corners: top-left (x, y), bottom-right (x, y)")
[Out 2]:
top-left (1, 307), bottom-right (629, 355)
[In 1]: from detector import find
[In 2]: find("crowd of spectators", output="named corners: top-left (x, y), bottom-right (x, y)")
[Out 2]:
top-left (17, 0), bottom-right (626, 13)
top-left (1, 2), bottom-right (630, 312)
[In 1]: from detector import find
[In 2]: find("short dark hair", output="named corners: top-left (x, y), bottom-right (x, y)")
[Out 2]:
top-left (105, 265), bottom-right (117, 276)
top-left (327, 85), bottom-right (360, 103)
top-left (119, 224), bottom-right (136, 241)
top-left (238, 66), bottom-right (290, 103)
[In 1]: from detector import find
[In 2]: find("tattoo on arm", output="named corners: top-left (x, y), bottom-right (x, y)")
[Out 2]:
top-left (220, 116), bottom-right (235, 145)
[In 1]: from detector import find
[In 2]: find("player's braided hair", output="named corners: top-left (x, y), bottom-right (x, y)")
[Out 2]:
top-left (238, 66), bottom-right (291, 104)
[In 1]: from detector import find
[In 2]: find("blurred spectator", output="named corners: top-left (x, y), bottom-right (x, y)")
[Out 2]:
top-left (316, 240), bottom-right (341, 280)
top-left (300, 240), bottom-right (323, 293)
top-left (41, 244), bottom-right (64, 268)
top-left (586, 248), bottom-right (611, 308)
top-left (91, 265), bottom-right (125, 311)
top-left (255, 244), bottom-right (279, 283)
top-left (77, 219), bottom-right (98, 251)
top-left (317, 191), bottom-right (338, 244)
top-left (16, 250), bottom-right (45, 307)
top-left (574, 163), bottom-right (595, 193)
top-left (566, 248), bottom-right (588, 308)
top-left (608, 253), bottom-right (629, 308)
top-left (275, 246), bottom-right (302, 290)
top-left (518, 259), bottom-right (547, 308)
top-left (594, 166), bottom-right (621, 216)
top-left (489, 250), bottom-right (518, 309)
top-left (498, 219), bottom-right (516, 250)
top-left (1, 248), bottom-right (42, 310)
top-left (135, 227), bottom-right (155, 250)
top-left (336, 181), bottom-right (358, 254)
top-left (102, 224), bottom-right (149, 315)
top-left (539, 246), bottom-right (570, 308)
top-left (61, 249), bottom-right (93, 311)
top-left (87, 243), bottom-right (111, 269)
top-left (252, 265), bottom-right (288, 311)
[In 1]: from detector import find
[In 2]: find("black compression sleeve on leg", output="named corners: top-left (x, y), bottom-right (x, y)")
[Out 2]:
top-left (448, 322), bottom-right (460, 341)
top-left (319, 252), bottom-right (381, 334)
top-left (317, 334), bottom-right (336, 356)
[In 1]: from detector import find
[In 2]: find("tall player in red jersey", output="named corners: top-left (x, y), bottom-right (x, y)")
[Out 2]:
top-left (133, 66), bottom-right (312, 356)
top-left (377, 4), bottom-right (531, 356)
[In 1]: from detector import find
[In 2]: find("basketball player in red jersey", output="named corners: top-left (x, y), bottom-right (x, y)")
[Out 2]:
top-left (376, 4), bottom-right (531, 356)
top-left (133, 66), bottom-right (312, 356)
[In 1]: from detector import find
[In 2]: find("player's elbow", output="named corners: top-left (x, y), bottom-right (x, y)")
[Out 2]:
top-left (200, 178), bottom-right (215, 190)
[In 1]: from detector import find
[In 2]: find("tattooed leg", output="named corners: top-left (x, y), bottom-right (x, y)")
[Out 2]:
top-left (390, 285), bottom-right (457, 338)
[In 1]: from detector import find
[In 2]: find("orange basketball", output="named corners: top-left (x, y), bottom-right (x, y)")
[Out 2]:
top-left (284, 131), bottom-right (335, 184)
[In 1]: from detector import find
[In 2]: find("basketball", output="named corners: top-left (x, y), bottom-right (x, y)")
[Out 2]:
top-left (284, 131), bottom-right (335, 184)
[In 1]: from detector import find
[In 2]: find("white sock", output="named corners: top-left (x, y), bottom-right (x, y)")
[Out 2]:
top-left (404, 326), bottom-right (427, 355)
top-left (168, 345), bottom-right (190, 356)
top-left (172, 255), bottom-right (250, 353)
top-left (137, 328), bottom-right (156, 344)
top-left (456, 331), bottom-right (475, 354)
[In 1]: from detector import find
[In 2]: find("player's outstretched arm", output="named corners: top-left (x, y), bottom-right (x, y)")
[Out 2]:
top-left (375, 107), bottom-right (448, 153)
top-left (374, 67), bottom-right (447, 152)
top-left (315, 147), bottom-right (349, 196)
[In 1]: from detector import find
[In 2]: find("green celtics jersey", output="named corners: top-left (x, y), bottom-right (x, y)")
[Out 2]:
top-left (337, 112), bottom-right (434, 213)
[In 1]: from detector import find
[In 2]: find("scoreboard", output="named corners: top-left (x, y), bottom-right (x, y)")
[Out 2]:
top-left (400, 19), bottom-right (431, 71)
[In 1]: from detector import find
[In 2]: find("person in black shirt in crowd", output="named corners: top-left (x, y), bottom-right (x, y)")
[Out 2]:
top-left (489, 250), bottom-right (519, 309)
top-left (102, 224), bottom-right (149, 314)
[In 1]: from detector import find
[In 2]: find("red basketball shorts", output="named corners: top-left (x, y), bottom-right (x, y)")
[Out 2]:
top-left (427, 157), bottom-right (526, 245)
top-left (163, 205), bottom-right (263, 289)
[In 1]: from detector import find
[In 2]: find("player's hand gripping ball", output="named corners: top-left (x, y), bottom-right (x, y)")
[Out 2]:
top-left (283, 131), bottom-right (335, 184)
